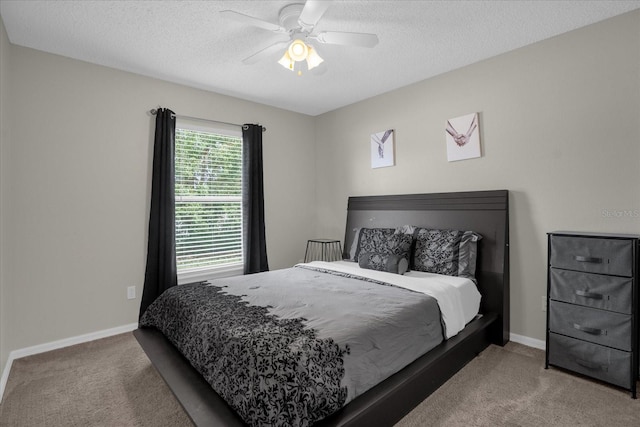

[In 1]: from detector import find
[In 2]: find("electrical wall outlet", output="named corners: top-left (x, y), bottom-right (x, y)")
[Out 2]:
top-left (127, 286), bottom-right (136, 300)
top-left (542, 295), bottom-right (547, 312)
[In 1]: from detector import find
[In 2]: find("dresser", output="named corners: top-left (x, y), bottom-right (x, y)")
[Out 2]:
top-left (546, 231), bottom-right (639, 398)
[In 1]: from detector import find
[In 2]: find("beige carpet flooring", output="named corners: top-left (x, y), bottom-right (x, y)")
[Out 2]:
top-left (0, 333), bottom-right (192, 427)
top-left (397, 342), bottom-right (640, 427)
top-left (1, 332), bottom-right (639, 426)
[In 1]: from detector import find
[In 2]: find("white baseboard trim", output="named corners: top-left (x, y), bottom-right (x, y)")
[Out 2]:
top-left (510, 332), bottom-right (546, 350)
top-left (7, 323), bottom-right (139, 360)
top-left (0, 357), bottom-right (12, 405)
top-left (0, 322), bottom-right (138, 402)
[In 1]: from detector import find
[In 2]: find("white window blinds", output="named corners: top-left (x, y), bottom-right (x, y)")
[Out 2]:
top-left (175, 126), bottom-right (243, 273)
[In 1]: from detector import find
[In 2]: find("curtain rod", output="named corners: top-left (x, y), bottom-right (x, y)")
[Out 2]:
top-left (149, 109), bottom-right (266, 132)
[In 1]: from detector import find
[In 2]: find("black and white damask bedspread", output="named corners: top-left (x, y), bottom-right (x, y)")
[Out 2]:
top-left (140, 262), bottom-right (449, 427)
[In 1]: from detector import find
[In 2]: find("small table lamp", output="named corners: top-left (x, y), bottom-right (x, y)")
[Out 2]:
top-left (304, 239), bottom-right (343, 263)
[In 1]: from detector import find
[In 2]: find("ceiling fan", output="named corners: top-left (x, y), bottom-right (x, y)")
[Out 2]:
top-left (220, 1), bottom-right (379, 75)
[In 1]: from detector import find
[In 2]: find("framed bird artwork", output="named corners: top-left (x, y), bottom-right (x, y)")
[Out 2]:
top-left (370, 129), bottom-right (395, 168)
top-left (445, 112), bottom-right (481, 162)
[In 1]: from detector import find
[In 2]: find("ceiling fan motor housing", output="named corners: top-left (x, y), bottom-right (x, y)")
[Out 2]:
top-left (279, 4), bottom-right (305, 31)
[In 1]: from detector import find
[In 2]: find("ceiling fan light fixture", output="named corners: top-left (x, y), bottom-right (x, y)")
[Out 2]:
top-left (278, 51), bottom-right (295, 71)
top-left (305, 45), bottom-right (324, 70)
top-left (288, 39), bottom-right (309, 61)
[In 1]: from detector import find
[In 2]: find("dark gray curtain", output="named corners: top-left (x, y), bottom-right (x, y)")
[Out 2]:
top-left (139, 108), bottom-right (177, 319)
top-left (242, 124), bottom-right (269, 274)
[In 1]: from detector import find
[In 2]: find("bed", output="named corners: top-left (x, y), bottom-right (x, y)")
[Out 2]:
top-left (134, 189), bottom-right (509, 426)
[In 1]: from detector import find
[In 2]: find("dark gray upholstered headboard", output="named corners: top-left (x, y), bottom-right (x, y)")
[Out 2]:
top-left (343, 190), bottom-right (510, 345)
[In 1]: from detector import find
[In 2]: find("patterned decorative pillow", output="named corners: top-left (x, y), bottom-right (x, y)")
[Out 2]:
top-left (413, 228), bottom-right (482, 280)
top-left (358, 252), bottom-right (409, 275)
top-left (385, 232), bottom-right (414, 260)
top-left (350, 228), bottom-right (396, 261)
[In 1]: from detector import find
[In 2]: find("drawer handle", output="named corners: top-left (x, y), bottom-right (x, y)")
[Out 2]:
top-left (575, 290), bottom-right (603, 300)
top-left (573, 323), bottom-right (606, 335)
top-left (574, 255), bottom-right (602, 264)
top-left (575, 358), bottom-right (608, 372)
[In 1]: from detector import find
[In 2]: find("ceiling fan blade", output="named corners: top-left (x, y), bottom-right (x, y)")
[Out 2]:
top-left (242, 40), bottom-right (290, 64)
top-left (220, 10), bottom-right (287, 33)
top-left (314, 31), bottom-right (379, 48)
top-left (298, 0), bottom-right (334, 30)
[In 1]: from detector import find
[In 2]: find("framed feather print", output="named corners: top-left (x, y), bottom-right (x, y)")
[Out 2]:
top-left (445, 113), bottom-right (481, 162)
top-left (371, 129), bottom-right (395, 168)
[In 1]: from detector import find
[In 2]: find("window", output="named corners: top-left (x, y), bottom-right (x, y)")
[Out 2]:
top-left (174, 122), bottom-right (243, 280)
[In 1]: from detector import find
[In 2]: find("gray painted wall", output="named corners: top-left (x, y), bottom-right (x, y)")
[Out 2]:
top-left (314, 11), bottom-right (640, 342)
top-left (0, 16), bottom-right (9, 373)
top-left (0, 26), bottom-right (316, 370)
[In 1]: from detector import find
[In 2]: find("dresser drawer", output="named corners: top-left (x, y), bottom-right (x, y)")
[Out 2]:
top-left (550, 235), bottom-right (633, 277)
top-left (548, 333), bottom-right (632, 389)
top-left (549, 301), bottom-right (632, 351)
top-left (550, 268), bottom-right (632, 314)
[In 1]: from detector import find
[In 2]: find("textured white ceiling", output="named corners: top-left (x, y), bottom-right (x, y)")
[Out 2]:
top-left (1, 1), bottom-right (639, 116)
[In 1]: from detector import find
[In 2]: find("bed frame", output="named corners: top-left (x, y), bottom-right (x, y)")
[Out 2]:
top-left (134, 189), bottom-right (509, 426)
